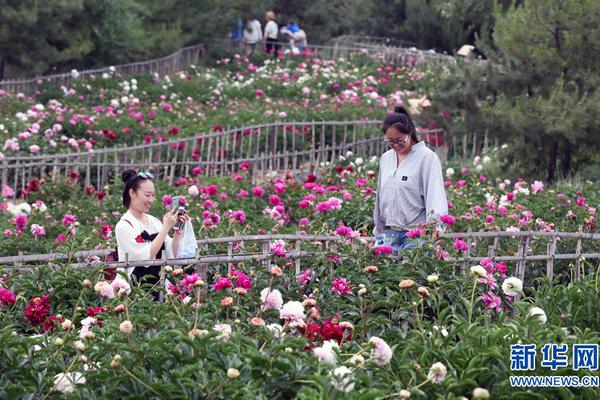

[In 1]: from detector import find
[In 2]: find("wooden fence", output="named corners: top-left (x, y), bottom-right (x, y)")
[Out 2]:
top-left (0, 37), bottom-right (458, 96)
top-left (0, 44), bottom-right (205, 95)
top-left (1, 231), bottom-right (598, 285)
top-left (1, 121), bottom-right (453, 191)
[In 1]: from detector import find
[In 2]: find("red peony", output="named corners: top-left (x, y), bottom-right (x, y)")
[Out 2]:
top-left (23, 295), bottom-right (51, 327)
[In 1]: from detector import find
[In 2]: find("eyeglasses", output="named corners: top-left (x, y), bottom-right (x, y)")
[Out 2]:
top-left (384, 136), bottom-right (409, 146)
top-left (138, 172), bottom-right (154, 179)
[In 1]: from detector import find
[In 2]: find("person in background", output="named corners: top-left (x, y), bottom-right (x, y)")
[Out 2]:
top-left (373, 106), bottom-right (448, 254)
top-left (263, 11), bottom-right (279, 57)
top-left (243, 16), bottom-right (262, 56)
top-left (282, 22), bottom-right (307, 53)
top-left (115, 170), bottom-right (189, 300)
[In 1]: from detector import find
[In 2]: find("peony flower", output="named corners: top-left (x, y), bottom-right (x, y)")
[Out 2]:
top-left (260, 288), bottom-right (283, 310)
top-left (0, 288), bottom-right (16, 305)
top-left (53, 372), bottom-right (85, 393)
top-left (181, 273), bottom-right (201, 291)
top-left (110, 276), bottom-right (131, 297)
top-left (531, 180), bottom-right (544, 194)
top-left (270, 239), bottom-right (287, 257)
top-left (23, 295), bottom-right (51, 326)
top-left (212, 277), bottom-right (232, 291)
top-left (454, 238), bottom-right (468, 252)
top-left (528, 306), bottom-right (547, 324)
top-left (501, 277), bottom-right (523, 296)
top-left (440, 214), bottom-right (456, 226)
top-left (296, 269), bottom-right (314, 286)
top-left (213, 323), bottom-right (232, 343)
top-left (331, 278), bottom-right (353, 296)
top-left (94, 281), bottom-right (115, 299)
top-left (266, 323), bottom-right (284, 338)
top-left (313, 339), bottom-right (338, 365)
top-left (428, 362), bottom-right (447, 383)
top-left (61, 214), bottom-right (77, 226)
top-left (119, 320), bottom-right (133, 334)
top-left (279, 301), bottom-right (305, 325)
top-left (374, 245), bottom-right (393, 255)
top-left (330, 366), bottom-right (355, 393)
top-left (470, 265), bottom-right (487, 278)
top-left (227, 368), bottom-right (240, 379)
top-left (188, 185), bottom-right (199, 196)
top-left (369, 336), bottom-right (393, 365)
top-left (473, 388), bottom-right (490, 399)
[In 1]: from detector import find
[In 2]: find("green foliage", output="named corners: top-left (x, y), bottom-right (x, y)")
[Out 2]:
top-left (427, 0), bottom-right (600, 181)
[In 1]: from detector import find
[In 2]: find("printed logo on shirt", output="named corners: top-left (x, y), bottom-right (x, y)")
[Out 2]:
top-left (402, 176), bottom-right (408, 181)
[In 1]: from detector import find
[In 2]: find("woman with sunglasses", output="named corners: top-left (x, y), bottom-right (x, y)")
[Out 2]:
top-left (115, 169), bottom-right (189, 299)
top-left (373, 106), bottom-right (448, 254)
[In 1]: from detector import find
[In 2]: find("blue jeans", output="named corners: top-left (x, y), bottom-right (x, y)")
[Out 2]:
top-left (377, 229), bottom-right (417, 255)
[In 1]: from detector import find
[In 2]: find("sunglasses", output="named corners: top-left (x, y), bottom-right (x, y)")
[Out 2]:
top-left (138, 171), bottom-right (154, 179)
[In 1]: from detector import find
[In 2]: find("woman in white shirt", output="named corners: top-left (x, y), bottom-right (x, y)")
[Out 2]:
top-left (373, 106), bottom-right (448, 254)
top-left (115, 170), bottom-right (189, 298)
top-left (263, 11), bottom-right (279, 56)
top-left (243, 18), bottom-right (262, 56)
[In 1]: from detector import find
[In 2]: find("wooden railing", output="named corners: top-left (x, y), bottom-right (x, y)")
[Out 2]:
top-left (0, 44), bottom-right (205, 95)
top-left (0, 37), bottom-right (458, 95)
top-left (2, 231), bottom-right (598, 284)
top-left (1, 120), bottom-right (448, 190)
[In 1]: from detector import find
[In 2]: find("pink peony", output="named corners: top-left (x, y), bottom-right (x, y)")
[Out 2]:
top-left (61, 214), bottom-right (77, 227)
top-left (260, 288), bottom-right (283, 310)
top-left (181, 273), bottom-right (201, 291)
top-left (440, 215), bottom-right (456, 226)
top-left (369, 336), bottom-right (393, 365)
top-left (454, 238), bottom-right (469, 252)
top-left (331, 278), bottom-right (353, 296)
top-left (212, 278), bottom-right (232, 291)
top-left (279, 301), bottom-right (305, 325)
top-left (252, 186), bottom-right (264, 197)
top-left (296, 269), bottom-right (315, 287)
top-left (13, 214), bottom-right (28, 235)
top-left (30, 224), bottom-right (46, 237)
top-left (231, 271), bottom-right (252, 289)
top-left (531, 180), bottom-right (544, 194)
top-left (0, 288), bottom-right (16, 305)
top-left (374, 245), bottom-right (393, 255)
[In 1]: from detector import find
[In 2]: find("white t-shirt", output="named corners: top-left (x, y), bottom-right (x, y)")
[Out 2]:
top-left (244, 19), bottom-right (262, 44)
top-left (115, 210), bottom-right (174, 276)
top-left (264, 20), bottom-right (278, 39)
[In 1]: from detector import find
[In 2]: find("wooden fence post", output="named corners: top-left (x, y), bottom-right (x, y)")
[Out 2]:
top-left (546, 236), bottom-right (557, 282)
top-left (574, 225), bottom-right (583, 281)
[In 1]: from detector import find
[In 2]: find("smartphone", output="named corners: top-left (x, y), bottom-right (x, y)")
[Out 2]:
top-left (170, 196), bottom-right (186, 230)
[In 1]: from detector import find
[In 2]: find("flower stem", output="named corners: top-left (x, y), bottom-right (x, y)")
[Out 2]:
top-left (121, 365), bottom-right (167, 399)
top-left (467, 278), bottom-right (477, 324)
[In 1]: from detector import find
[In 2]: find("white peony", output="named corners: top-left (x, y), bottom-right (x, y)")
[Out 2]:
top-left (331, 366), bottom-right (355, 392)
top-left (470, 265), bottom-right (488, 278)
top-left (427, 362), bottom-right (447, 383)
top-left (528, 306), bottom-right (547, 324)
top-left (279, 301), bottom-right (305, 325)
top-left (502, 277), bottom-right (523, 296)
top-left (313, 340), bottom-right (338, 365)
top-left (188, 185), bottom-right (200, 196)
top-left (53, 372), bottom-right (85, 393)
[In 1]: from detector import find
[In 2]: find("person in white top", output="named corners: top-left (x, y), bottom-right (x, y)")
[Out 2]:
top-left (115, 169), bottom-right (189, 299)
top-left (263, 10), bottom-right (279, 56)
top-left (243, 18), bottom-right (262, 56)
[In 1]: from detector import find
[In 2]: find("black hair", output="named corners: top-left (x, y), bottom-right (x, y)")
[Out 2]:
top-left (381, 106), bottom-right (419, 143)
top-left (121, 169), bottom-right (153, 209)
